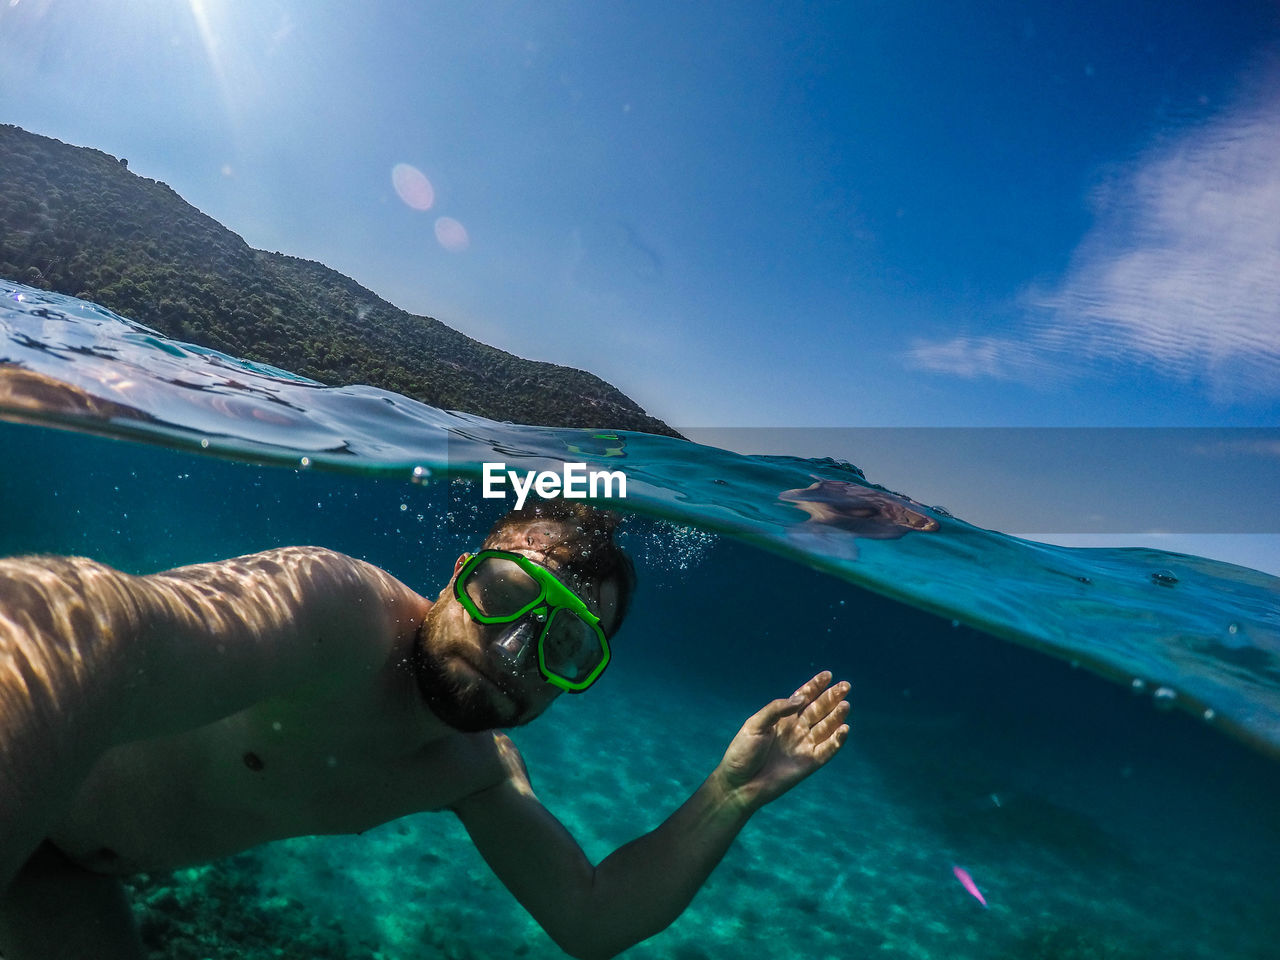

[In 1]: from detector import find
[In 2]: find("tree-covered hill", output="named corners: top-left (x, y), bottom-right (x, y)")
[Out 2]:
top-left (0, 124), bottom-right (678, 437)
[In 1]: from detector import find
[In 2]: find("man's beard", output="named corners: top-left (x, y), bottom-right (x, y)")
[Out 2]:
top-left (413, 617), bottom-right (528, 732)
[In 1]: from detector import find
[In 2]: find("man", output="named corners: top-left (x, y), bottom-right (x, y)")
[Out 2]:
top-left (0, 500), bottom-right (851, 959)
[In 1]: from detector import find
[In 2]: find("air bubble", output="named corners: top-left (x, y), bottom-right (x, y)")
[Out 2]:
top-left (1203, 708), bottom-right (1216, 722)
top-left (1076, 576), bottom-right (1093, 585)
top-left (1228, 622), bottom-right (1239, 635)
top-left (1153, 686), bottom-right (1177, 710)
top-left (1150, 570), bottom-right (1178, 585)
top-left (411, 465), bottom-right (431, 484)
top-left (200, 438), bottom-right (210, 449)
top-left (620, 521), bottom-right (717, 572)
top-left (299, 456), bottom-right (311, 468)
top-left (399, 503), bottom-right (408, 512)
top-left (1130, 678), bottom-right (1146, 694)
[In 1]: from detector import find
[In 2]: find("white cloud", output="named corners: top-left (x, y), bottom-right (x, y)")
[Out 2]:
top-left (905, 334), bottom-right (1050, 380)
top-left (908, 78), bottom-right (1280, 401)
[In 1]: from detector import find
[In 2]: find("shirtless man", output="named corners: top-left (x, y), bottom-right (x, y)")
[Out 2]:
top-left (0, 500), bottom-right (852, 959)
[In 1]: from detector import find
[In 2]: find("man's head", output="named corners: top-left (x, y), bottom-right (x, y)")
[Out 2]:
top-left (414, 499), bottom-right (636, 732)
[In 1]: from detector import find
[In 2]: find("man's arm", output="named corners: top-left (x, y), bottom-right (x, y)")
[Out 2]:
top-left (452, 672), bottom-right (851, 960)
top-left (0, 547), bottom-right (427, 890)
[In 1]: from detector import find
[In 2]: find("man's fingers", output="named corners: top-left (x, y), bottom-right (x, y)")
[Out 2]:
top-left (815, 724), bottom-right (850, 764)
top-left (749, 672), bottom-right (848, 734)
top-left (791, 670), bottom-right (834, 704)
top-left (800, 679), bottom-right (850, 727)
top-left (747, 695), bottom-right (805, 733)
top-left (810, 698), bottom-right (851, 742)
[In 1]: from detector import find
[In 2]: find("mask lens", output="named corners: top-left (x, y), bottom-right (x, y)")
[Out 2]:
top-left (541, 609), bottom-right (604, 681)
top-left (464, 557), bottom-right (542, 618)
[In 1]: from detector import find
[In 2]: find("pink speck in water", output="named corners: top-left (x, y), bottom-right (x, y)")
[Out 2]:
top-left (952, 865), bottom-right (988, 908)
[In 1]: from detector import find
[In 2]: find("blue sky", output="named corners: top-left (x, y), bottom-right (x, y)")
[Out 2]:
top-left (2, 0), bottom-right (1278, 567)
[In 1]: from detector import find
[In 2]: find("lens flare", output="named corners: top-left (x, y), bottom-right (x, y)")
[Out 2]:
top-left (391, 163), bottom-right (435, 211)
top-left (435, 217), bottom-right (470, 252)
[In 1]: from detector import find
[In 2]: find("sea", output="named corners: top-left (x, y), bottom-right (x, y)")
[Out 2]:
top-left (2, 278), bottom-right (1278, 960)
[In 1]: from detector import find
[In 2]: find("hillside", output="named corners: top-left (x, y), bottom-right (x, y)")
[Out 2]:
top-left (0, 124), bottom-right (678, 437)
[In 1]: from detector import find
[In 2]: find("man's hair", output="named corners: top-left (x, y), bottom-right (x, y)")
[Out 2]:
top-left (481, 499), bottom-right (636, 635)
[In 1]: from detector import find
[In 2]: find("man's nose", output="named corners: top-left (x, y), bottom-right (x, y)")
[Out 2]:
top-left (492, 618), bottom-right (540, 671)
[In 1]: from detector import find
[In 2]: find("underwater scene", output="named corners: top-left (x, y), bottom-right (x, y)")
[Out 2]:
top-left (2, 281), bottom-right (1278, 959)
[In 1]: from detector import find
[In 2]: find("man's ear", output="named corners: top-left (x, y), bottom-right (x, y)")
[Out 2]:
top-left (453, 553), bottom-right (472, 578)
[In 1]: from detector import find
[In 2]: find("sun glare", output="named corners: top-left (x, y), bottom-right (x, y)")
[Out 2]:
top-left (392, 163), bottom-right (436, 211)
top-left (186, 0), bottom-right (232, 114)
top-left (434, 217), bottom-right (470, 252)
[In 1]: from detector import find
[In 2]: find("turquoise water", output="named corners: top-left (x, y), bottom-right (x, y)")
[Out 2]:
top-left (2, 280), bottom-right (1279, 959)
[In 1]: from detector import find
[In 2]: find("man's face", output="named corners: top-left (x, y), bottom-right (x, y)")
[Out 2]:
top-left (414, 521), bottom-right (621, 733)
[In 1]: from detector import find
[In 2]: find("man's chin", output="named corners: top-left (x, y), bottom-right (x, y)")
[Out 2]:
top-left (414, 651), bottom-right (520, 733)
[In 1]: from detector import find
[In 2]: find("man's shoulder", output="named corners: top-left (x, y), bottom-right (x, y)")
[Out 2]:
top-left (163, 545), bottom-right (391, 590)
top-left (154, 546), bottom-right (430, 638)
top-left (124, 546), bottom-right (431, 740)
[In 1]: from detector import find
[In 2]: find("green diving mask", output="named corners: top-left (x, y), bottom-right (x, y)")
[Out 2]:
top-left (454, 550), bottom-right (611, 693)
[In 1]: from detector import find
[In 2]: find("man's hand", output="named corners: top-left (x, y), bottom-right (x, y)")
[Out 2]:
top-left (716, 671), bottom-right (851, 812)
top-left (456, 673), bottom-right (851, 959)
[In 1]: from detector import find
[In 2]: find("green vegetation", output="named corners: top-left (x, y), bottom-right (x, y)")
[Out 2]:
top-left (0, 124), bottom-right (678, 437)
